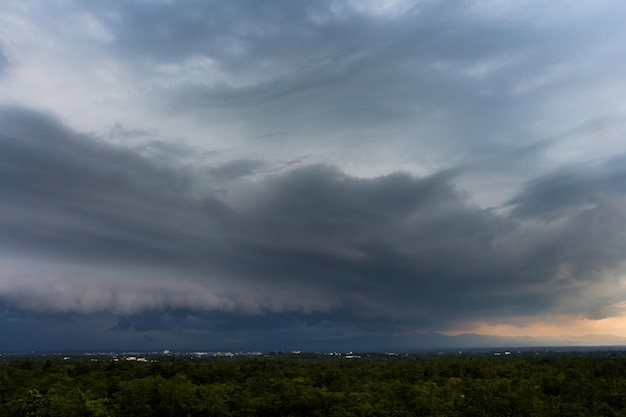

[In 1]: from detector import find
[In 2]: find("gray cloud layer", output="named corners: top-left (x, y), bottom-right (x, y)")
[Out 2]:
top-left (1, 107), bottom-right (625, 339)
top-left (0, 47), bottom-right (7, 75)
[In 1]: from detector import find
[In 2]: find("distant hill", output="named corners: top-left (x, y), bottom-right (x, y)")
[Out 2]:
top-left (280, 332), bottom-right (626, 353)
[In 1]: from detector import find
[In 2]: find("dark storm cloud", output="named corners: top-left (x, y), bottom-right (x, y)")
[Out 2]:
top-left (0, 107), bottom-right (227, 267)
top-left (2, 106), bottom-right (626, 337)
top-left (503, 156), bottom-right (626, 295)
top-left (110, 309), bottom-right (324, 334)
top-left (207, 159), bottom-right (265, 182)
top-left (508, 155), bottom-right (626, 218)
top-left (111, 312), bottom-right (171, 332)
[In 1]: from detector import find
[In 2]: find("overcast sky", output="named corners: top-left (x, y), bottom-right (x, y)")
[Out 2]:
top-left (2, 0), bottom-right (626, 351)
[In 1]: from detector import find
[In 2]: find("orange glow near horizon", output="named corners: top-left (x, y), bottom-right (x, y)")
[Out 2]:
top-left (444, 314), bottom-right (626, 340)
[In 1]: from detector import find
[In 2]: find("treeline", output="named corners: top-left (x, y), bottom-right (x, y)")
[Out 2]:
top-left (1, 352), bottom-right (626, 416)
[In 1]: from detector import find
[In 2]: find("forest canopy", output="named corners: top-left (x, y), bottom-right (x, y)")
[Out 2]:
top-left (1, 352), bottom-right (626, 416)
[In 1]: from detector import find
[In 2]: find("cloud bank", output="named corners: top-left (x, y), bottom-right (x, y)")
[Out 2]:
top-left (1, 107), bottom-right (625, 345)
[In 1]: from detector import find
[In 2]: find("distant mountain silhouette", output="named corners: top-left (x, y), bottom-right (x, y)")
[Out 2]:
top-left (263, 332), bottom-right (626, 353)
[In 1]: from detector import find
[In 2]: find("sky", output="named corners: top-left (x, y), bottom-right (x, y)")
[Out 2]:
top-left (1, 0), bottom-right (626, 352)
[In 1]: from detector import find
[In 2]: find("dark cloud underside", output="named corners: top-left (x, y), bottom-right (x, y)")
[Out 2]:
top-left (1, 107), bottom-right (625, 339)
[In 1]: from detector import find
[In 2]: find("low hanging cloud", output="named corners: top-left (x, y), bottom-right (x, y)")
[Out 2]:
top-left (1, 106), bottom-right (626, 335)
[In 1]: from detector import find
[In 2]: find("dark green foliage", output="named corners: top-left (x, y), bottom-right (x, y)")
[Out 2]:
top-left (2, 352), bottom-right (626, 416)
